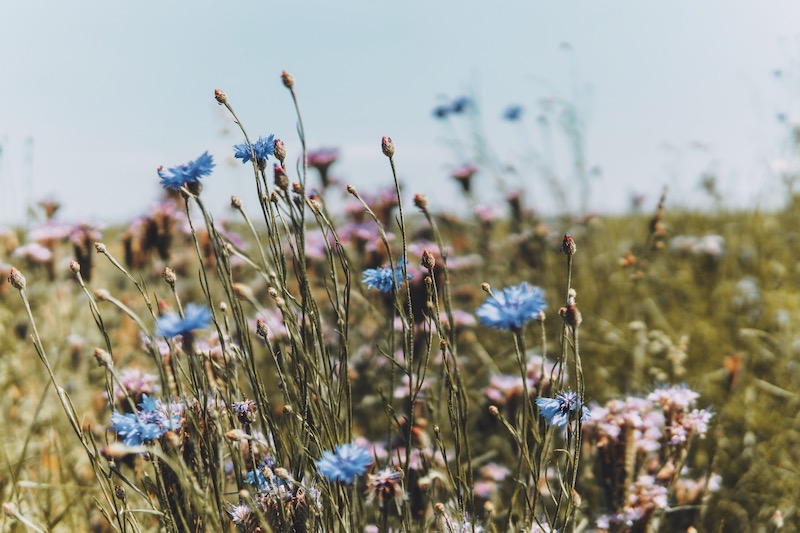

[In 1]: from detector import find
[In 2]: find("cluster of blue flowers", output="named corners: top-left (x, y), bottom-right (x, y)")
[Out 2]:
top-left (233, 135), bottom-right (275, 165)
top-left (158, 151), bottom-right (215, 191)
top-left (315, 442), bottom-right (373, 484)
top-left (111, 395), bottom-right (182, 446)
top-left (362, 262), bottom-right (411, 294)
top-left (156, 303), bottom-right (212, 338)
top-left (475, 282), bottom-right (546, 331)
top-left (536, 391), bottom-right (590, 429)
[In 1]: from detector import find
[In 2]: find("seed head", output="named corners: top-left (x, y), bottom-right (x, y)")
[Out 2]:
top-left (214, 89), bottom-right (228, 104)
top-left (381, 136), bottom-right (395, 158)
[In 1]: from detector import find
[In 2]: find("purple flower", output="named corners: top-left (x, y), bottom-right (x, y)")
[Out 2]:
top-left (536, 391), bottom-right (590, 429)
top-left (475, 282), bottom-right (546, 331)
top-left (233, 135), bottom-right (275, 164)
top-left (156, 303), bottom-right (212, 337)
top-left (158, 151), bottom-right (215, 190)
top-left (316, 443), bottom-right (373, 484)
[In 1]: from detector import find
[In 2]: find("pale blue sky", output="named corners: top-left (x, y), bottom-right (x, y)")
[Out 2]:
top-left (2, 1), bottom-right (800, 224)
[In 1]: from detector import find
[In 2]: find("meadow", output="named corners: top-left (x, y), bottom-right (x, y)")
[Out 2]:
top-left (0, 74), bottom-right (797, 532)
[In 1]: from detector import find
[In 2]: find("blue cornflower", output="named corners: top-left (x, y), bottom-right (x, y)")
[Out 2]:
top-left (158, 151), bottom-right (215, 190)
top-left (233, 135), bottom-right (275, 165)
top-left (111, 395), bottom-right (182, 446)
top-left (475, 282), bottom-right (546, 331)
top-left (362, 261), bottom-right (411, 294)
top-left (156, 303), bottom-right (212, 337)
top-left (503, 105), bottom-right (524, 121)
top-left (535, 391), bottom-right (590, 429)
top-left (316, 442), bottom-right (373, 484)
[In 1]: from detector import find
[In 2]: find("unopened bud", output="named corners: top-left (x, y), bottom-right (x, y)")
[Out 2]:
top-left (114, 484), bottom-right (126, 502)
top-left (268, 287), bottom-right (279, 299)
top-left (559, 303), bottom-right (582, 327)
top-left (414, 193), bottom-right (429, 211)
top-left (281, 70), bottom-right (294, 89)
top-left (274, 165), bottom-right (289, 190)
top-left (233, 282), bottom-right (255, 302)
top-left (481, 282), bottom-right (491, 294)
top-left (283, 404), bottom-right (293, 414)
top-left (93, 348), bottom-right (113, 368)
top-left (9, 268), bottom-right (26, 290)
top-left (69, 260), bottom-right (81, 274)
top-left (163, 267), bottom-right (176, 287)
top-left (95, 289), bottom-right (110, 301)
top-left (94, 242), bottom-right (107, 254)
top-left (421, 249), bottom-right (436, 270)
top-left (256, 318), bottom-right (269, 338)
top-left (562, 233), bottom-right (576, 256)
top-left (292, 182), bottom-right (303, 194)
top-left (214, 88), bottom-right (228, 104)
top-left (346, 184), bottom-right (357, 195)
top-left (274, 139), bottom-right (286, 164)
top-left (488, 405), bottom-right (500, 417)
top-left (231, 195), bottom-right (242, 209)
top-left (219, 302), bottom-right (227, 312)
top-left (381, 136), bottom-right (395, 158)
top-left (270, 192), bottom-right (279, 204)
top-left (434, 502), bottom-right (445, 515)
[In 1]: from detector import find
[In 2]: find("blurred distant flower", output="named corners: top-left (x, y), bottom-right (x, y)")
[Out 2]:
top-left (158, 151), bottom-right (215, 190)
top-left (475, 282), bottom-right (546, 331)
top-left (227, 504), bottom-right (252, 526)
top-left (452, 163), bottom-right (479, 193)
top-left (316, 442), bottom-right (373, 484)
top-left (156, 303), bottom-right (212, 337)
top-left (450, 96), bottom-right (471, 114)
top-left (536, 390), bottom-right (589, 429)
top-left (233, 135), bottom-right (275, 165)
top-left (366, 467), bottom-right (405, 509)
top-left (432, 104), bottom-right (451, 119)
top-left (307, 148), bottom-right (339, 187)
top-left (502, 105), bottom-right (524, 121)
top-left (362, 261), bottom-right (411, 293)
top-left (111, 395), bottom-right (182, 446)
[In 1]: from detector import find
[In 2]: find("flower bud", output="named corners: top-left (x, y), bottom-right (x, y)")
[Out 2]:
top-left (94, 242), bottom-right (107, 254)
top-left (562, 233), bottom-right (576, 256)
top-left (274, 139), bottom-right (286, 164)
top-left (8, 268), bottom-right (26, 290)
top-left (114, 484), bottom-right (126, 502)
top-left (93, 347), bottom-right (113, 368)
top-left (281, 70), bottom-right (294, 89)
top-left (231, 195), bottom-right (242, 209)
top-left (214, 89), bottom-right (228, 104)
top-left (381, 136), bottom-right (395, 158)
top-left (95, 289), bottom-right (110, 301)
top-left (413, 194), bottom-right (428, 211)
top-left (274, 165), bottom-right (289, 190)
top-left (256, 318), bottom-right (269, 338)
top-left (481, 282), bottom-right (491, 294)
top-left (421, 249), bottom-right (436, 270)
top-left (69, 260), bottom-right (81, 274)
top-left (163, 267), bottom-right (176, 287)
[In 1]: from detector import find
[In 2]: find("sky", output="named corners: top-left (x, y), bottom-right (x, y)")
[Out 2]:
top-left (2, 1), bottom-right (800, 225)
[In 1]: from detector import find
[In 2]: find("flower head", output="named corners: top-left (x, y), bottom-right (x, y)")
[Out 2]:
top-left (475, 282), bottom-right (546, 331)
top-left (111, 395), bottom-right (183, 446)
top-left (233, 135), bottom-right (275, 165)
top-left (156, 303), bottom-right (212, 337)
top-left (362, 261), bottom-right (411, 294)
top-left (536, 391), bottom-right (590, 429)
top-left (366, 467), bottom-right (405, 509)
top-left (315, 442), bottom-right (373, 484)
top-left (158, 151), bottom-right (215, 190)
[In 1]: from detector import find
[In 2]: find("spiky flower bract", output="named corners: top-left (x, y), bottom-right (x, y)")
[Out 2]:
top-left (156, 303), bottom-right (212, 337)
top-left (158, 151), bottom-right (215, 190)
top-left (475, 282), bottom-right (546, 331)
top-left (362, 261), bottom-right (411, 294)
top-left (110, 395), bottom-right (182, 446)
top-left (315, 443), bottom-right (373, 484)
top-left (536, 391), bottom-right (590, 429)
top-left (233, 134), bottom-right (275, 164)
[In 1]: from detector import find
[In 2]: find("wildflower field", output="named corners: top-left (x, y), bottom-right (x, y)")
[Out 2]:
top-left (0, 74), bottom-right (798, 533)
